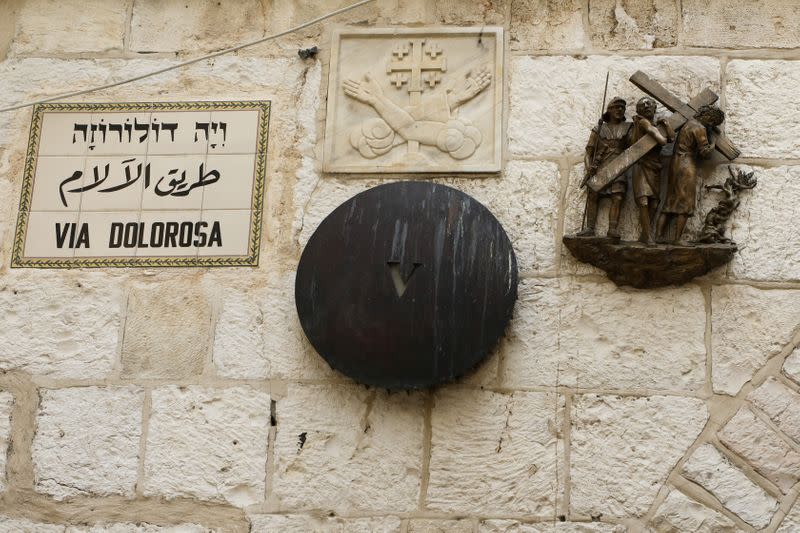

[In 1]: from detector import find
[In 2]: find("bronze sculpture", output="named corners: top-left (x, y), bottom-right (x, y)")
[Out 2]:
top-left (563, 70), bottom-right (756, 289)
top-left (578, 97), bottom-right (631, 240)
top-left (656, 104), bottom-right (725, 244)
top-left (629, 96), bottom-right (674, 245)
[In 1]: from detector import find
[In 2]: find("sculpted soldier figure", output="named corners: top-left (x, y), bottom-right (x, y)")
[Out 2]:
top-left (656, 104), bottom-right (725, 244)
top-left (629, 97), bottom-right (674, 245)
top-left (578, 97), bottom-right (632, 240)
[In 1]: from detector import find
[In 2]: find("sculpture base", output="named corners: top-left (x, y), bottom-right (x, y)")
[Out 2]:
top-left (562, 235), bottom-right (736, 289)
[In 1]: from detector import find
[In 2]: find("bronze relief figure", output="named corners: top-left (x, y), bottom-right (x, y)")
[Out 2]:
top-left (562, 70), bottom-right (756, 289)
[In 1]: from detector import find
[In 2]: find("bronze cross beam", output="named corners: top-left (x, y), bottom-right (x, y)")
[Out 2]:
top-left (587, 71), bottom-right (741, 193)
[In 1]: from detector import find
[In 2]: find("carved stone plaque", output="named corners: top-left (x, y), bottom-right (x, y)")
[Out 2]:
top-left (323, 27), bottom-right (503, 173)
top-left (295, 182), bottom-right (518, 389)
top-left (12, 101), bottom-right (270, 268)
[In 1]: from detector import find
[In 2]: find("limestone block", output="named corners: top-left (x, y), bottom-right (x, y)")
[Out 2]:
top-left (777, 499), bottom-right (800, 533)
top-left (571, 394), bottom-right (707, 519)
top-left (682, 0), bottom-right (800, 49)
top-left (589, 0), bottom-right (678, 49)
top-left (711, 285), bottom-right (800, 395)
top-left (718, 407), bottom-right (800, 493)
top-left (273, 384), bottom-right (423, 513)
top-left (509, 0), bottom-right (585, 51)
top-left (509, 55), bottom-right (719, 158)
top-left (427, 390), bottom-right (563, 515)
top-left (681, 444), bottom-right (778, 529)
top-left (408, 519), bottom-right (473, 533)
top-left (748, 377), bottom-right (800, 445)
top-left (450, 161), bottom-right (561, 274)
top-left (0, 392), bottom-right (12, 493)
top-left (726, 60), bottom-right (800, 159)
top-left (0, 518), bottom-right (65, 532)
top-left (0, 273), bottom-right (120, 378)
top-left (11, 0), bottom-right (130, 55)
top-left (783, 347), bottom-right (800, 386)
top-left (122, 283), bottom-right (210, 379)
top-left (211, 272), bottom-right (336, 380)
top-left (32, 387), bottom-right (143, 500)
top-left (727, 165), bottom-right (800, 281)
top-left (480, 521), bottom-right (626, 532)
top-left (502, 278), bottom-right (707, 391)
top-left (129, 0), bottom-right (266, 53)
top-left (144, 386), bottom-right (270, 507)
top-left (68, 525), bottom-right (212, 533)
top-left (647, 488), bottom-right (738, 532)
top-left (248, 514), bottom-right (402, 533)
top-left (432, 0), bottom-right (506, 25)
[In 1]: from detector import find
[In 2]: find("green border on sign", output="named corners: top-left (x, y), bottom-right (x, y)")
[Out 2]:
top-left (11, 100), bottom-right (271, 268)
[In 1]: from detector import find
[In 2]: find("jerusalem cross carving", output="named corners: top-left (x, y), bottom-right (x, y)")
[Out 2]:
top-left (323, 28), bottom-right (503, 173)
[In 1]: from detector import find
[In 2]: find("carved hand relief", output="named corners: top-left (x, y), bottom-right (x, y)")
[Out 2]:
top-left (323, 28), bottom-right (503, 173)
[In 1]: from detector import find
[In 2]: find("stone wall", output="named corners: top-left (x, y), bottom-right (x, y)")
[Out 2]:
top-left (0, 0), bottom-right (799, 531)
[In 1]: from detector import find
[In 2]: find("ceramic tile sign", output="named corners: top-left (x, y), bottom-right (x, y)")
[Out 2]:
top-left (11, 101), bottom-right (270, 268)
top-left (323, 27), bottom-right (503, 173)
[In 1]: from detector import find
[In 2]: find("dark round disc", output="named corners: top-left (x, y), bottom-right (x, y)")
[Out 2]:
top-left (295, 181), bottom-right (518, 389)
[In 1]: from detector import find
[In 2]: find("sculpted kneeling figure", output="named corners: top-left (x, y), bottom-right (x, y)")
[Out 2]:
top-left (577, 97), bottom-right (631, 240)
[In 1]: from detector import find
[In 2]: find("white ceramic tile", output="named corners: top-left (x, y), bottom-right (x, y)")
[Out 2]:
top-left (207, 109), bottom-right (260, 154)
top-left (84, 112), bottom-right (152, 156)
top-left (147, 111), bottom-right (211, 155)
top-left (323, 27), bottom-right (504, 173)
top-left (77, 156), bottom-right (146, 212)
top-left (196, 209), bottom-right (252, 257)
top-left (23, 211), bottom-right (80, 258)
top-left (200, 153), bottom-right (257, 210)
top-left (75, 211), bottom-right (140, 257)
top-left (140, 155), bottom-right (206, 211)
top-left (38, 112), bottom-right (92, 157)
top-left (135, 211), bottom-right (201, 257)
top-left (30, 156), bottom-right (87, 211)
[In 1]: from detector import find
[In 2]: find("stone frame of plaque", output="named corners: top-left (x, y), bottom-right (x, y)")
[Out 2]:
top-left (322, 26), bottom-right (504, 174)
top-left (11, 100), bottom-right (270, 269)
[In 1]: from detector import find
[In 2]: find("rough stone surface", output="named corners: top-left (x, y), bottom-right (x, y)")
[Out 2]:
top-left (212, 272), bottom-right (338, 380)
top-left (0, 392), bottom-right (13, 493)
top-left (129, 0), bottom-right (266, 53)
top-left (68, 525), bottom-right (212, 533)
top-left (777, 499), bottom-right (800, 533)
top-left (32, 387), bottom-right (143, 500)
top-left (783, 347), bottom-right (800, 386)
top-left (122, 283), bottom-right (211, 379)
top-left (571, 394), bottom-right (707, 518)
top-left (718, 407), bottom-right (800, 493)
top-left (711, 286), bottom-right (800, 395)
top-left (728, 165), bottom-right (800, 282)
top-left (248, 514), bottom-right (401, 532)
top-left (647, 488), bottom-right (739, 532)
top-left (480, 521), bottom-right (626, 532)
top-left (682, 0), bottom-right (800, 49)
top-left (273, 385), bottom-right (423, 513)
top-left (0, 518), bottom-right (65, 532)
top-left (144, 386), bottom-right (270, 507)
top-left (681, 444), bottom-right (779, 529)
top-left (589, 0), bottom-right (678, 49)
top-left (11, 0), bottom-right (129, 54)
top-left (509, 0), bottom-right (585, 51)
top-left (726, 60), bottom-right (800, 159)
top-left (503, 278), bottom-right (707, 390)
top-left (408, 519), bottom-right (474, 533)
top-left (427, 390), bottom-right (563, 515)
top-left (747, 377), bottom-right (800, 445)
top-left (509, 55), bottom-right (719, 158)
top-left (0, 274), bottom-right (120, 378)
